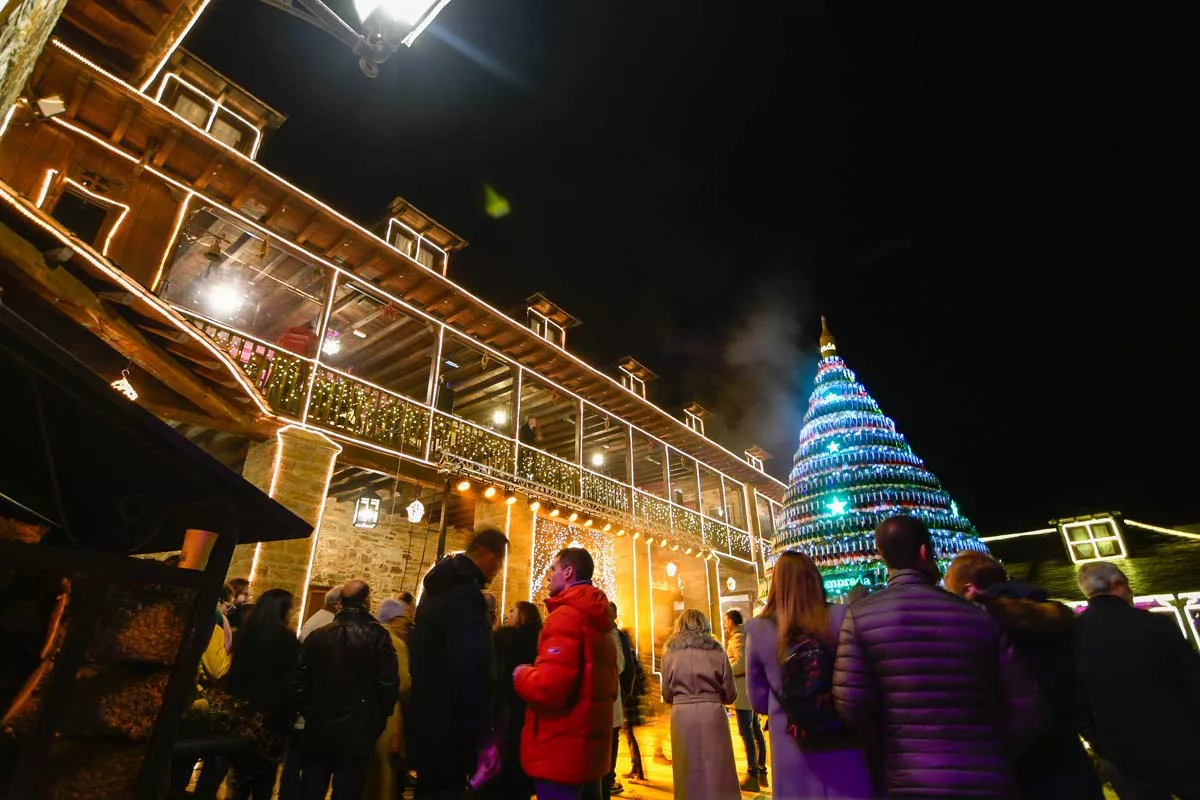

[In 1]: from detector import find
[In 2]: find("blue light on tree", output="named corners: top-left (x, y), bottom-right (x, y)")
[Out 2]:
top-left (775, 317), bottom-right (989, 596)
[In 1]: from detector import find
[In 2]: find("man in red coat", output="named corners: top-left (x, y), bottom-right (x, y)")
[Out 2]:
top-left (514, 548), bottom-right (618, 800)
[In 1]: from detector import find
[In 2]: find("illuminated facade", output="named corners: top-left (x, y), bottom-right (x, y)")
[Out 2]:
top-left (0, 1), bottom-right (783, 661)
top-left (982, 513), bottom-right (1200, 647)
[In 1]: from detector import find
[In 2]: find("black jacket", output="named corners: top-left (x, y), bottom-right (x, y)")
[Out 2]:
top-left (978, 581), bottom-right (1103, 800)
top-left (483, 622), bottom-right (541, 799)
top-left (616, 628), bottom-right (634, 701)
top-left (291, 606), bottom-right (399, 756)
top-left (228, 622), bottom-right (301, 733)
top-left (407, 553), bottom-right (495, 777)
top-left (1075, 594), bottom-right (1200, 782)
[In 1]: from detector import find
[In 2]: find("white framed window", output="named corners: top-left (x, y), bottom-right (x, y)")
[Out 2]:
top-left (1060, 517), bottom-right (1127, 564)
top-left (620, 368), bottom-right (646, 398)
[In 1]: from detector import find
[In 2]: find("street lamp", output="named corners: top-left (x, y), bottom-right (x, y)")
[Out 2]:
top-left (260, 0), bottom-right (453, 77)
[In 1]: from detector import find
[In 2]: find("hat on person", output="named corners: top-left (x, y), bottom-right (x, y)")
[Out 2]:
top-left (377, 598), bottom-right (407, 624)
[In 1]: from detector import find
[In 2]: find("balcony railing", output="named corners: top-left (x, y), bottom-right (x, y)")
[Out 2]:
top-left (308, 368), bottom-right (429, 457)
top-left (182, 311), bottom-right (759, 557)
top-left (582, 471), bottom-right (630, 514)
top-left (185, 313), bottom-right (310, 416)
top-left (518, 445), bottom-right (580, 497)
top-left (432, 412), bottom-right (514, 476)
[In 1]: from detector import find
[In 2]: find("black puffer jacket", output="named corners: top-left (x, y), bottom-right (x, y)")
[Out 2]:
top-left (292, 606), bottom-right (399, 756)
top-left (833, 569), bottom-right (1042, 798)
top-left (407, 553), bottom-right (495, 778)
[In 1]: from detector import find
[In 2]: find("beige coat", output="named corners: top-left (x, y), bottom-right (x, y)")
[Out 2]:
top-left (662, 633), bottom-right (740, 800)
top-left (365, 628), bottom-right (411, 800)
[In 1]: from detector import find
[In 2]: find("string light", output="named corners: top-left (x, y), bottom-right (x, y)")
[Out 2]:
top-left (529, 517), bottom-right (617, 605)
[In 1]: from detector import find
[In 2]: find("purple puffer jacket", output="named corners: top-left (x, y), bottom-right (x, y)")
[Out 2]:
top-left (833, 569), bottom-right (1043, 798)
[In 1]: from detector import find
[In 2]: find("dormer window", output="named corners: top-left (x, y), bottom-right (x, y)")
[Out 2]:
top-left (620, 368), bottom-right (646, 398)
top-left (529, 309), bottom-right (566, 347)
top-left (155, 73), bottom-right (262, 157)
top-left (683, 403), bottom-right (707, 436)
top-left (744, 445), bottom-right (770, 472)
top-left (526, 293), bottom-right (580, 349)
top-left (616, 356), bottom-right (656, 400)
top-left (386, 217), bottom-right (448, 274)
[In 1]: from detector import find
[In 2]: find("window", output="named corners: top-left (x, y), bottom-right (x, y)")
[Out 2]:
top-left (172, 90), bottom-right (210, 127)
top-left (529, 310), bottom-right (565, 347)
top-left (209, 111), bottom-right (248, 150)
top-left (1060, 517), bottom-right (1127, 563)
top-left (684, 410), bottom-right (704, 435)
top-left (620, 368), bottom-right (646, 398)
top-left (157, 74), bottom-right (262, 157)
top-left (51, 191), bottom-right (110, 245)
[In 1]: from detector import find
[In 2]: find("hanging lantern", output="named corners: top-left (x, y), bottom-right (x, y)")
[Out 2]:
top-left (406, 499), bottom-right (425, 523)
top-left (726, 576), bottom-right (737, 592)
top-left (353, 490), bottom-right (382, 529)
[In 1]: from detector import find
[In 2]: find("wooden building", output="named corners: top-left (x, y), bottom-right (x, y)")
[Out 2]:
top-left (982, 513), bottom-right (1200, 647)
top-left (0, 0), bottom-right (785, 671)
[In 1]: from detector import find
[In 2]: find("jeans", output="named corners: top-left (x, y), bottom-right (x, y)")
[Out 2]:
top-left (300, 753), bottom-right (369, 800)
top-left (535, 779), bottom-right (602, 800)
top-left (278, 741), bottom-right (304, 800)
top-left (604, 726), bottom-right (621, 790)
top-left (735, 709), bottom-right (766, 772)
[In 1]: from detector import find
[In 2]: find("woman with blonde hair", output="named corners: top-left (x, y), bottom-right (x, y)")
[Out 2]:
top-left (746, 550), bottom-right (875, 799)
top-left (661, 608), bottom-right (739, 799)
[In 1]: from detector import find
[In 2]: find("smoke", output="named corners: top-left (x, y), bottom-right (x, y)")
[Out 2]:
top-left (714, 279), bottom-right (818, 477)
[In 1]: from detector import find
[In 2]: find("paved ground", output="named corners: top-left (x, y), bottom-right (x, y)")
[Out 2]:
top-left (605, 713), bottom-right (768, 800)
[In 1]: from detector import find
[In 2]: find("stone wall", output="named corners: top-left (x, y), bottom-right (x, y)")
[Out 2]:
top-left (0, 0), bottom-right (69, 113)
top-left (307, 496), bottom-right (475, 600)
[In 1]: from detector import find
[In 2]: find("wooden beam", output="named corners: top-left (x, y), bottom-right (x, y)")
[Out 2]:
top-left (0, 221), bottom-right (255, 424)
top-left (193, 152), bottom-right (225, 191)
top-left (295, 211), bottom-right (322, 246)
top-left (150, 128), bottom-right (180, 167)
top-left (110, 103), bottom-right (138, 144)
top-left (139, 400), bottom-right (273, 440)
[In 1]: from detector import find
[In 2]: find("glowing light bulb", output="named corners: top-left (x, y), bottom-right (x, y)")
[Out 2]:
top-left (665, 562), bottom-right (677, 578)
top-left (568, 512), bottom-right (579, 523)
top-left (483, 486), bottom-right (497, 499)
top-left (590, 452), bottom-right (605, 467)
top-left (455, 479), bottom-right (471, 492)
top-left (493, 409), bottom-right (507, 426)
top-left (206, 281), bottom-right (243, 316)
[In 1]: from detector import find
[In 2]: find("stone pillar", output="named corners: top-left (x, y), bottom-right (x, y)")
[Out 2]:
top-left (614, 534), bottom-right (643, 662)
top-left (228, 427), bottom-right (341, 607)
top-left (476, 495), bottom-right (535, 613)
top-left (0, 0), bottom-right (70, 114)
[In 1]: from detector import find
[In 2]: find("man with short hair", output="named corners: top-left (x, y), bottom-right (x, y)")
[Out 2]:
top-left (515, 548), bottom-right (618, 800)
top-left (299, 585), bottom-right (342, 642)
top-left (408, 528), bottom-right (508, 799)
top-left (833, 516), bottom-right (1041, 798)
top-left (294, 580), bottom-right (399, 799)
top-left (1075, 562), bottom-right (1200, 800)
top-left (724, 609), bottom-right (766, 791)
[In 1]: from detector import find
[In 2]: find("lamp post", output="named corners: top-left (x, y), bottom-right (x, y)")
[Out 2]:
top-left (259, 0), bottom-right (453, 77)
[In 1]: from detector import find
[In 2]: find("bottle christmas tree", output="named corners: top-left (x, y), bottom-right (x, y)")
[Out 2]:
top-left (776, 317), bottom-right (988, 596)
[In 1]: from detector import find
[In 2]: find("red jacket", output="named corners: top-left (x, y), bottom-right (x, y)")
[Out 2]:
top-left (515, 583), bottom-right (618, 784)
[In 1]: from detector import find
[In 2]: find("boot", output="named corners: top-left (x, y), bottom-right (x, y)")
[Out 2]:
top-left (757, 768), bottom-right (769, 788)
top-left (740, 772), bottom-right (760, 792)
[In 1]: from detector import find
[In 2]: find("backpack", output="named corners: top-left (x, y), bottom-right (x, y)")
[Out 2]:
top-left (771, 631), bottom-right (844, 742)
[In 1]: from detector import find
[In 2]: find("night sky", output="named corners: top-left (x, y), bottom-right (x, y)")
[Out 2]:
top-left (187, 1), bottom-right (1195, 533)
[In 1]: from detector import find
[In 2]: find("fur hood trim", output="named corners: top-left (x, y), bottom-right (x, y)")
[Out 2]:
top-left (665, 630), bottom-right (723, 652)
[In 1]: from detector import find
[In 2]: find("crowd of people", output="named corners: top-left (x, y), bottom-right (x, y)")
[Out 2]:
top-left (172, 514), bottom-right (1200, 800)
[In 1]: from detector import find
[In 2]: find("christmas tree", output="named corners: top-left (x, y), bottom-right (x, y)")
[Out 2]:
top-left (776, 317), bottom-right (988, 596)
